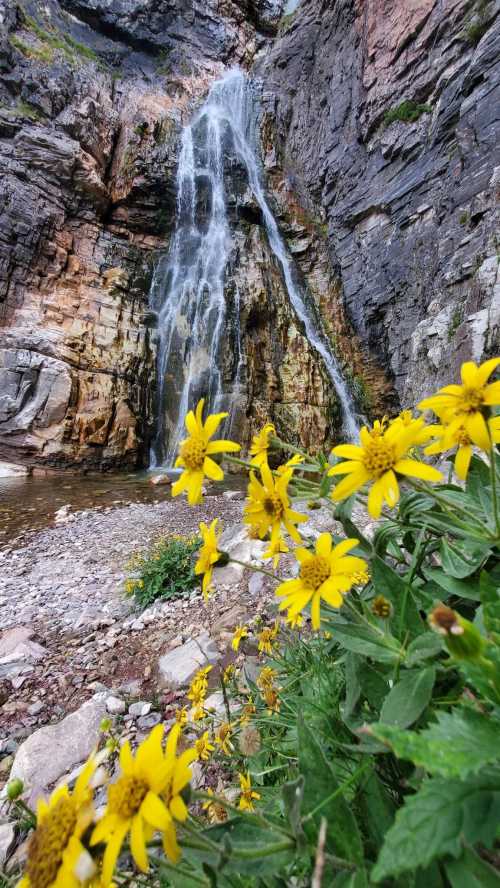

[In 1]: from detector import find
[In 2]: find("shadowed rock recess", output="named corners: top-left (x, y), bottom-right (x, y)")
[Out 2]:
top-left (0, 0), bottom-right (498, 469)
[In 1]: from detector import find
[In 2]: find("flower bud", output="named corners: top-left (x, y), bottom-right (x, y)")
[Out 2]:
top-left (372, 595), bottom-right (391, 618)
top-left (7, 778), bottom-right (24, 800)
top-left (428, 604), bottom-right (484, 661)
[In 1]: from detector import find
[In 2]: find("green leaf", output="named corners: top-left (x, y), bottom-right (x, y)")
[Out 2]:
top-left (372, 771), bottom-right (500, 881)
top-left (445, 846), bottom-right (500, 888)
top-left (358, 770), bottom-right (397, 856)
top-left (439, 539), bottom-right (491, 579)
top-left (281, 776), bottom-right (305, 841)
top-left (298, 714), bottom-right (364, 865)
top-left (405, 632), bottom-right (443, 666)
top-left (371, 556), bottom-right (424, 638)
top-left (423, 567), bottom-right (482, 601)
top-left (372, 709), bottom-right (500, 777)
top-left (480, 571), bottom-right (500, 637)
top-left (325, 620), bottom-right (401, 664)
top-left (378, 667), bottom-right (435, 728)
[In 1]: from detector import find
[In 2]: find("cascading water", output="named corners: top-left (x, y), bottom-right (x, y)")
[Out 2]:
top-left (150, 69), bottom-right (358, 467)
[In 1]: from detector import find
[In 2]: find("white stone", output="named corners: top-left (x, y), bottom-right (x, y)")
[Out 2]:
top-left (106, 695), bottom-right (126, 715)
top-left (158, 632), bottom-right (221, 688)
top-left (0, 822), bottom-right (15, 866)
top-left (9, 695), bottom-right (107, 802)
top-left (0, 640), bottom-right (47, 666)
top-left (129, 701), bottom-right (151, 718)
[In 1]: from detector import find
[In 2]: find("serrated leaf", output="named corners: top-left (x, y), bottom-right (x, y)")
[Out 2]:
top-left (378, 667), bottom-right (435, 729)
top-left (372, 771), bottom-right (500, 881)
top-left (445, 846), bottom-right (500, 888)
top-left (298, 714), bottom-right (364, 865)
top-left (439, 539), bottom-right (491, 579)
top-left (372, 709), bottom-right (500, 778)
top-left (405, 632), bottom-right (443, 666)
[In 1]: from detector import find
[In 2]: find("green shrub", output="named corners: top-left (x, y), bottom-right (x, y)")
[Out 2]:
top-left (384, 100), bottom-right (432, 125)
top-left (124, 533), bottom-right (201, 608)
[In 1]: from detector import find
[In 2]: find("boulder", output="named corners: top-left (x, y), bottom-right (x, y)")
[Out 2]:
top-left (158, 633), bottom-right (221, 689)
top-left (9, 695), bottom-right (107, 803)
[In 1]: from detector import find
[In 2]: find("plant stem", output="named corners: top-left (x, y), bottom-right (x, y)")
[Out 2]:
top-left (149, 852), bottom-right (208, 885)
top-left (229, 557), bottom-right (279, 580)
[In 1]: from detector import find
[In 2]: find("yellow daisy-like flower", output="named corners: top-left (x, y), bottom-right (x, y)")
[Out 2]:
top-left (262, 686), bottom-right (280, 715)
top-left (239, 696), bottom-right (257, 725)
top-left (276, 453), bottom-right (303, 475)
top-left (285, 611), bottom-right (304, 629)
top-left (174, 708), bottom-right (188, 728)
top-left (418, 358), bottom-right (500, 450)
top-left (215, 723), bottom-right (234, 756)
top-left (256, 666), bottom-right (278, 690)
top-left (257, 620), bottom-right (279, 655)
top-left (249, 423), bottom-right (276, 467)
top-left (172, 399), bottom-right (240, 506)
top-left (276, 533), bottom-right (367, 630)
top-left (425, 415), bottom-right (500, 480)
top-left (202, 789), bottom-right (228, 824)
top-left (263, 532), bottom-right (289, 568)
top-left (238, 773), bottom-right (261, 812)
top-left (231, 625), bottom-right (249, 652)
top-left (329, 419), bottom-right (443, 519)
top-left (91, 724), bottom-right (195, 881)
top-left (18, 758), bottom-right (97, 888)
top-left (244, 463), bottom-right (307, 548)
top-left (191, 706), bottom-right (206, 722)
top-left (195, 732), bottom-right (215, 762)
top-left (194, 519), bottom-right (222, 601)
top-left (223, 663), bottom-right (236, 683)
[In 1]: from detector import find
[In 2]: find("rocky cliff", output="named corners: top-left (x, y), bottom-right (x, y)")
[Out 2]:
top-left (256, 0), bottom-right (500, 406)
top-left (0, 0), bottom-right (498, 470)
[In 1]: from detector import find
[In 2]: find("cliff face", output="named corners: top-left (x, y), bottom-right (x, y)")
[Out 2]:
top-left (256, 0), bottom-right (500, 407)
top-left (0, 0), bottom-right (498, 470)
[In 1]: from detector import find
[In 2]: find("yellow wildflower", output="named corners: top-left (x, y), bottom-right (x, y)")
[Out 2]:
top-left (329, 419), bottom-right (442, 519)
top-left (257, 666), bottom-right (278, 690)
top-left (91, 724), bottom-right (195, 878)
top-left (202, 789), bottom-right (228, 824)
top-left (352, 567), bottom-right (370, 587)
top-left (276, 533), bottom-right (367, 630)
top-left (425, 415), bottom-right (500, 480)
top-left (249, 423), bottom-right (275, 467)
top-left (262, 686), bottom-right (281, 714)
top-left (276, 453), bottom-right (303, 475)
top-left (244, 462), bottom-right (307, 547)
top-left (238, 773), bottom-right (261, 812)
top-left (18, 758), bottom-right (97, 888)
top-left (187, 666), bottom-right (212, 706)
top-left (231, 625), bottom-right (249, 652)
top-left (195, 732), bottom-right (215, 762)
top-left (191, 705), bottom-right (206, 722)
top-left (174, 708), bottom-right (188, 728)
top-left (257, 620), bottom-right (279, 655)
top-left (285, 611), bottom-right (304, 629)
top-left (263, 532), bottom-right (289, 567)
top-left (372, 595), bottom-right (392, 619)
top-left (223, 664), bottom-right (236, 683)
top-left (172, 399), bottom-right (240, 505)
top-left (215, 723), bottom-right (234, 756)
top-left (239, 696), bottom-right (257, 725)
top-left (194, 519), bottom-right (222, 601)
top-left (418, 358), bottom-right (500, 450)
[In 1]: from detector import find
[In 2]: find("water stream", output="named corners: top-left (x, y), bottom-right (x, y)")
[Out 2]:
top-left (150, 69), bottom-right (358, 467)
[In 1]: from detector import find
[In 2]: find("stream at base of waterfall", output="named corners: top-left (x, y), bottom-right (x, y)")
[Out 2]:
top-left (149, 69), bottom-right (358, 469)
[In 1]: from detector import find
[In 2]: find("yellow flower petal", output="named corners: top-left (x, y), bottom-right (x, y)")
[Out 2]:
top-left (141, 792), bottom-right (171, 830)
top-left (130, 814), bottom-right (148, 873)
top-left (203, 456), bottom-right (224, 481)
top-left (393, 459), bottom-right (443, 482)
top-left (455, 444), bottom-right (472, 480)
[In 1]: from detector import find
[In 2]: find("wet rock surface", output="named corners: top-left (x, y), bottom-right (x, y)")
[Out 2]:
top-left (257, 0), bottom-right (500, 406)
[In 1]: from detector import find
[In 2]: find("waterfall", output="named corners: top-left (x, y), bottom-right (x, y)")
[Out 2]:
top-left (150, 69), bottom-right (358, 467)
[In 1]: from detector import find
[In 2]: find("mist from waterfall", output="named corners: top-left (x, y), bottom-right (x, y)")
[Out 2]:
top-left (150, 69), bottom-right (358, 467)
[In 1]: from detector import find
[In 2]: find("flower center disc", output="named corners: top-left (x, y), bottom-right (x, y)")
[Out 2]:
top-left (363, 438), bottom-right (396, 477)
top-left (263, 494), bottom-right (283, 518)
top-left (26, 797), bottom-right (77, 888)
top-left (300, 556), bottom-right (331, 590)
top-left (108, 776), bottom-right (149, 819)
top-left (181, 437), bottom-right (206, 470)
top-left (462, 387), bottom-right (484, 411)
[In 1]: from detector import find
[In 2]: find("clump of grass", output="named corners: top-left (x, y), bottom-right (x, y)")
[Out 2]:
top-left (384, 100), bottom-right (432, 126)
top-left (447, 305), bottom-right (463, 340)
top-left (14, 5), bottom-right (103, 67)
top-left (10, 34), bottom-right (53, 62)
top-left (124, 534), bottom-right (201, 608)
top-left (465, 19), bottom-right (489, 43)
top-left (459, 211), bottom-right (469, 225)
top-left (0, 99), bottom-right (42, 120)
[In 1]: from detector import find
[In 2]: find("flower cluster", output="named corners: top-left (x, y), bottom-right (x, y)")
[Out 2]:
top-left (187, 666), bottom-right (212, 721)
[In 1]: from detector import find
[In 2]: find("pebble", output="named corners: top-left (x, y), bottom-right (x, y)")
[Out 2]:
top-left (128, 701), bottom-right (152, 718)
top-left (105, 696), bottom-right (126, 715)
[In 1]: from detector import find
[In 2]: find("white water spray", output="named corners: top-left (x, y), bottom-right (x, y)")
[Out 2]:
top-left (150, 70), bottom-right (358, 467)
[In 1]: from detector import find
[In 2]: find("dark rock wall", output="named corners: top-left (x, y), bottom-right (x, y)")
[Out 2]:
top-left (256, 0), bottom-right (500, 406)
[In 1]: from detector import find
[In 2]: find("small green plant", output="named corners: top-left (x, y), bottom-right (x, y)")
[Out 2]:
top-left (125, 533), bottom-right (201, 608)
top-left (384, 100), bottom-right (432, 126)
top-left (448, 305), bottom-right (463, 340)
top-left (278, 11), bottom-right (297, 32)
top-left (459, 211), bottom-right (469, 225)
top-left (9, 34), bottom-right (53, 62)
top-left (61, 31), bottom-right (99, 62)
top-left (0, 99), bottom-right (42, 120)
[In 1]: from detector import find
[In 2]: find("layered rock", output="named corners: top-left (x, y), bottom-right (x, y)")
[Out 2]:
top-left (256, 0), bottom-right (500, 406)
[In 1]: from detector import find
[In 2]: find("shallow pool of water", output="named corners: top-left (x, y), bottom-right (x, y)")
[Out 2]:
top-left (0, 470), bottom-right (245, 548)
